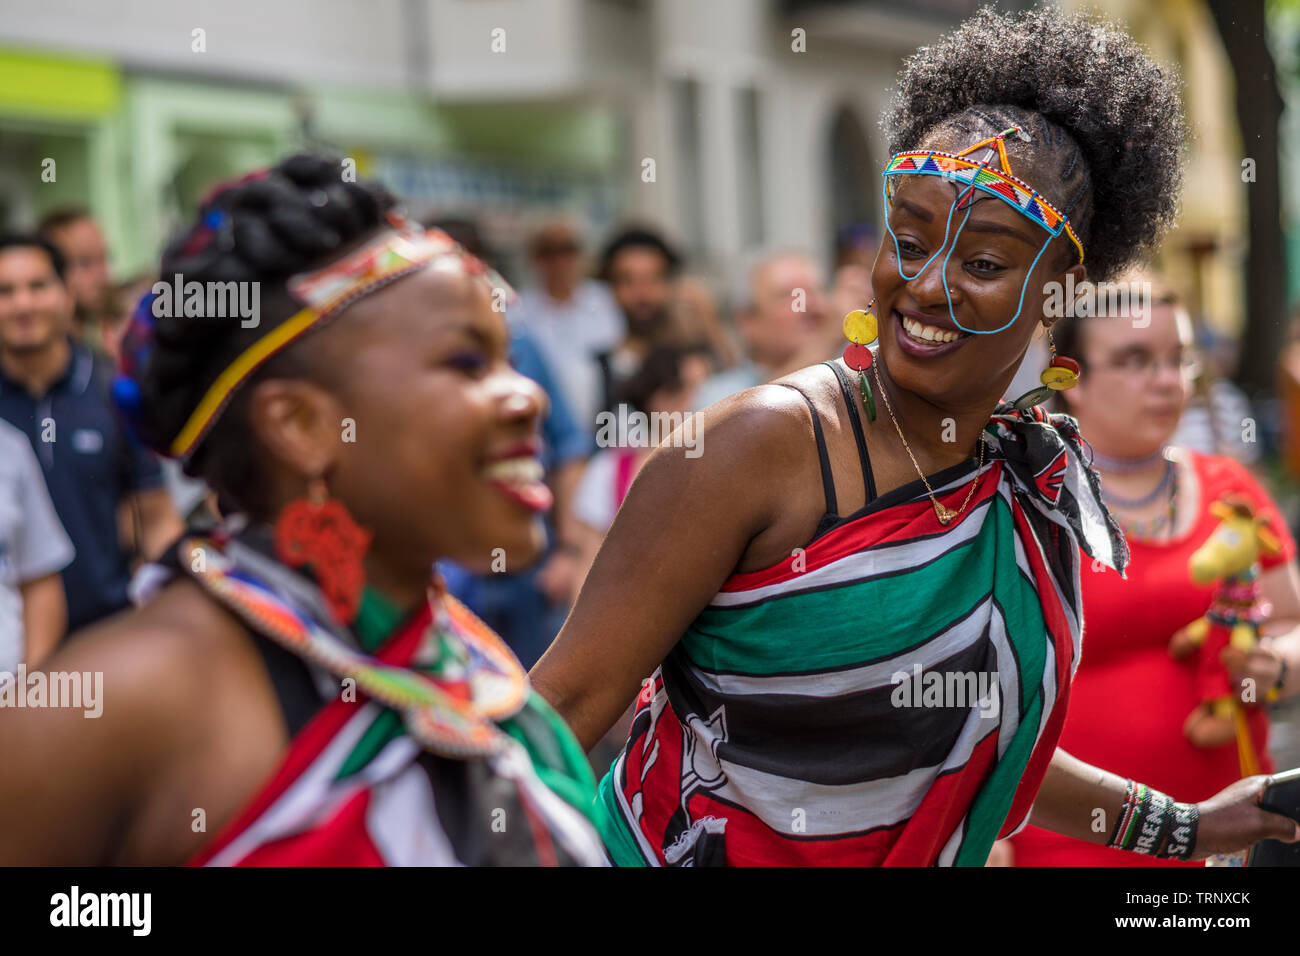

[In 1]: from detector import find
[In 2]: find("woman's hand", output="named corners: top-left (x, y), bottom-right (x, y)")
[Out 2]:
top-left (1190, 774), bottom-right (1300, 860)
top-left (1253, 561), bottom-right (1300, 699)
top-left (1220, 639), bottom-right (1285, 700)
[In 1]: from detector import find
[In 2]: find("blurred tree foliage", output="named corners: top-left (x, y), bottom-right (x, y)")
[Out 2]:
top-left (1209, 0), bottom-right (1286, 397)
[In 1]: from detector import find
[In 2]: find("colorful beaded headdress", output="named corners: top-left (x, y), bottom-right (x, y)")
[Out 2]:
top-left (115, 215), bottom-right (513, 464)
top-left (881, 126), bottom-right (1085, 335)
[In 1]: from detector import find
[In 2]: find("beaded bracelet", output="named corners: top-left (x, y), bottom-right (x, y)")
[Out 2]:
top-left (1106, 779), bottom-right (1199, 859)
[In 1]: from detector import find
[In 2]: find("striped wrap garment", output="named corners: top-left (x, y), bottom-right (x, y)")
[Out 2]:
top-left (134, 528), bottom-right (607, 867)
top-left (597, 403), bottom-right (1127, 866)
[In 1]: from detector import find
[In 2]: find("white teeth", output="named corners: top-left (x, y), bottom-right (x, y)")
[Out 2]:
top-left (484, 457), bottom-right (543, 484)
top-left (902, 316), bottom-right (961, 344)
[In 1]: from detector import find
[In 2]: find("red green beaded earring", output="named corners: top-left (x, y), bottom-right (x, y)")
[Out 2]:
top-left (842, 302), bottom-right (878, 422)
top-left (1012, 328), bottom-right (1080, 410)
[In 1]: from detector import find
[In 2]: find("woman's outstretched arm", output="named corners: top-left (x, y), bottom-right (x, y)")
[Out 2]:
top-left (531, 390), bottom-right (808, 750)
top-left (1031, 748), bottom-right (1300, 859)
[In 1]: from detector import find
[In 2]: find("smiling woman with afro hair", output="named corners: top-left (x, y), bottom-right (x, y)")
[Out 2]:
top-left (532, 5), bottom-right (1300, 866)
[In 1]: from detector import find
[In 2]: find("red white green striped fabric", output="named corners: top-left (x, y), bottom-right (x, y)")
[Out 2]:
top-left (597, 404), bottom-right (1126, 866)
top-left (149, 532), bottom-right (608, 867)
top-left (193, 683), bottom-right (604, 866)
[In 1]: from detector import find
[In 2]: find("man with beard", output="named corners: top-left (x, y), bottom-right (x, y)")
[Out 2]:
top-left (594, 228), bottom-right (687, 416)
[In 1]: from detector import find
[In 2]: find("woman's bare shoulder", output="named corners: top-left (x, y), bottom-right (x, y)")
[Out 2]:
top-left (25, 577), bottom-right (275, 776)
top-left (0, 578), bottom-right (279, 864)
top-left (60, 576), bottom-right (258, 688)
top-left (654, 371), bottom-right (836, 546)
top-left (693, 370), bottom-right (834, 457)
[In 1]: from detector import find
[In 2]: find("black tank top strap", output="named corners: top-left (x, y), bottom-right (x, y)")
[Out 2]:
top-left (822, 360), bottom-right (878, 503)
top-left (250, 635), bottom-right (323, 738)
top-left (227, 526), bottom-right (332, 738)
top-left (777, 382), bottom-right (838, 517)
top-left (165, 525), bottom-right (329, 740)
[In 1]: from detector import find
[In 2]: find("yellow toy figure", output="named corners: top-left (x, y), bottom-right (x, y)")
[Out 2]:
top-left (1169, 495), bottom-right (1283, 776)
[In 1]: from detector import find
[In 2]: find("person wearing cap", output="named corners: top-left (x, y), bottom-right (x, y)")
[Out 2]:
top-left (508, 221), bottom-right (624, 436)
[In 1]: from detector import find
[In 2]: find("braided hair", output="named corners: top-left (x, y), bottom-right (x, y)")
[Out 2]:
top-left (134, 153), bottom-right (396, 517)
top-left (882, 5), bottom-right (1187, 282)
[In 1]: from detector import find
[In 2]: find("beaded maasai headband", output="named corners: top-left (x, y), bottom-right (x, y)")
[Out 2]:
top-left (882, 127), bottom-right (1086, 335)
top-left (118, 220), bottom-right (514, 463)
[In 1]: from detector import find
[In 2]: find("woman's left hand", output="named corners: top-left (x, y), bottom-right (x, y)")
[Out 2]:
top-left (1191, 775), bottom-right (1300, 860)
top-left (1221, 638), bottom-right (1285, 700)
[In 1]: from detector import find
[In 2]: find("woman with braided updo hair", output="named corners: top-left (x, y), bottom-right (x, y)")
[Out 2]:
top-left (533, 7), bottom-right (1300, 865)
top-left (0, 154), bottom-right (606, 865)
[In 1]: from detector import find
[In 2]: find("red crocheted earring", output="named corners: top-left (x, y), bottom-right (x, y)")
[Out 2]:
top-left (274, 477), bottom-right (372, 624)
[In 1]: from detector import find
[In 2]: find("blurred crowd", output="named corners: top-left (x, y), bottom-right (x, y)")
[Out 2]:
top-left (431, 215), bottom-right (885, 668)
top-left (0, 204), bottom-right (881, 674)
top-left (5, 198), bottom-right (1300, 812)
top-left (4, 204), bottom-right (1299, 667)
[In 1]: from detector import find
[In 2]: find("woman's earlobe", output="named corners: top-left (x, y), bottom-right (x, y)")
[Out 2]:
top-left (247, 380), bottom-right (341, 479)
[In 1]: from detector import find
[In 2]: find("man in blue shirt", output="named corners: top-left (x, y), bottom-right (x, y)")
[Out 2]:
top-left (0, 234), bottom-right (182, 634)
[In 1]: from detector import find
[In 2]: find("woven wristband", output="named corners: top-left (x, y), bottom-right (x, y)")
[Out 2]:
top-left (1106, 779), bottom-right (1141, 849)
top-left (1156, 802), bottom-right (1199, 859)
top-left (1131, 789), bottom-right (1174, 855)
top-left (1107, 781), bottom-right (1198, 858)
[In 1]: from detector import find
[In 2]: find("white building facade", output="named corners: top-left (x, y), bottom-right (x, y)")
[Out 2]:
top-left (0, 0), bottom-right (996, 287)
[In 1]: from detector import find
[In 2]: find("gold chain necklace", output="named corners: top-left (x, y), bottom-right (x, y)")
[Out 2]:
top-left (872, 360), bottom-right (987, 525)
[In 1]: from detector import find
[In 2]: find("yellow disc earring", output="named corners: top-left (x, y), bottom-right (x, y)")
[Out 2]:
top-left (1013, 327), bottom-right (1080, 410)
top-left (842, 302), bottom-right (879, 421)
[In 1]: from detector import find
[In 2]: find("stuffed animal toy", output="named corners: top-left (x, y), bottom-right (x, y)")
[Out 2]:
top-left (1169, 495), bottom-right (1282, 775)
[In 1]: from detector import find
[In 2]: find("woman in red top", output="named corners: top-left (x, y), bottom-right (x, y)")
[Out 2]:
top-left (1008, 281), bottom-right (1300, 866)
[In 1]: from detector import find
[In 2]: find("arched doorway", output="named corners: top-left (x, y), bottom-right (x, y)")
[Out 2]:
top-left (826, 104), bottom-right (879, 269)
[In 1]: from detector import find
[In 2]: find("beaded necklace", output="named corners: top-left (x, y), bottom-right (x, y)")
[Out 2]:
top-left (1103, 459), bottom-right (1175, 509)
top-left (1089, 446), bottom-right (1168, 474)
top-left (181, 533), bottom-right (530, 758)
top-left (1104, 458), bottom-right (1180, 542)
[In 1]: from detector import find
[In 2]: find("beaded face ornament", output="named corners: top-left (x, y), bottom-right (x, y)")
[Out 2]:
top-left (841, 126), bottom-right (1086, 416)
